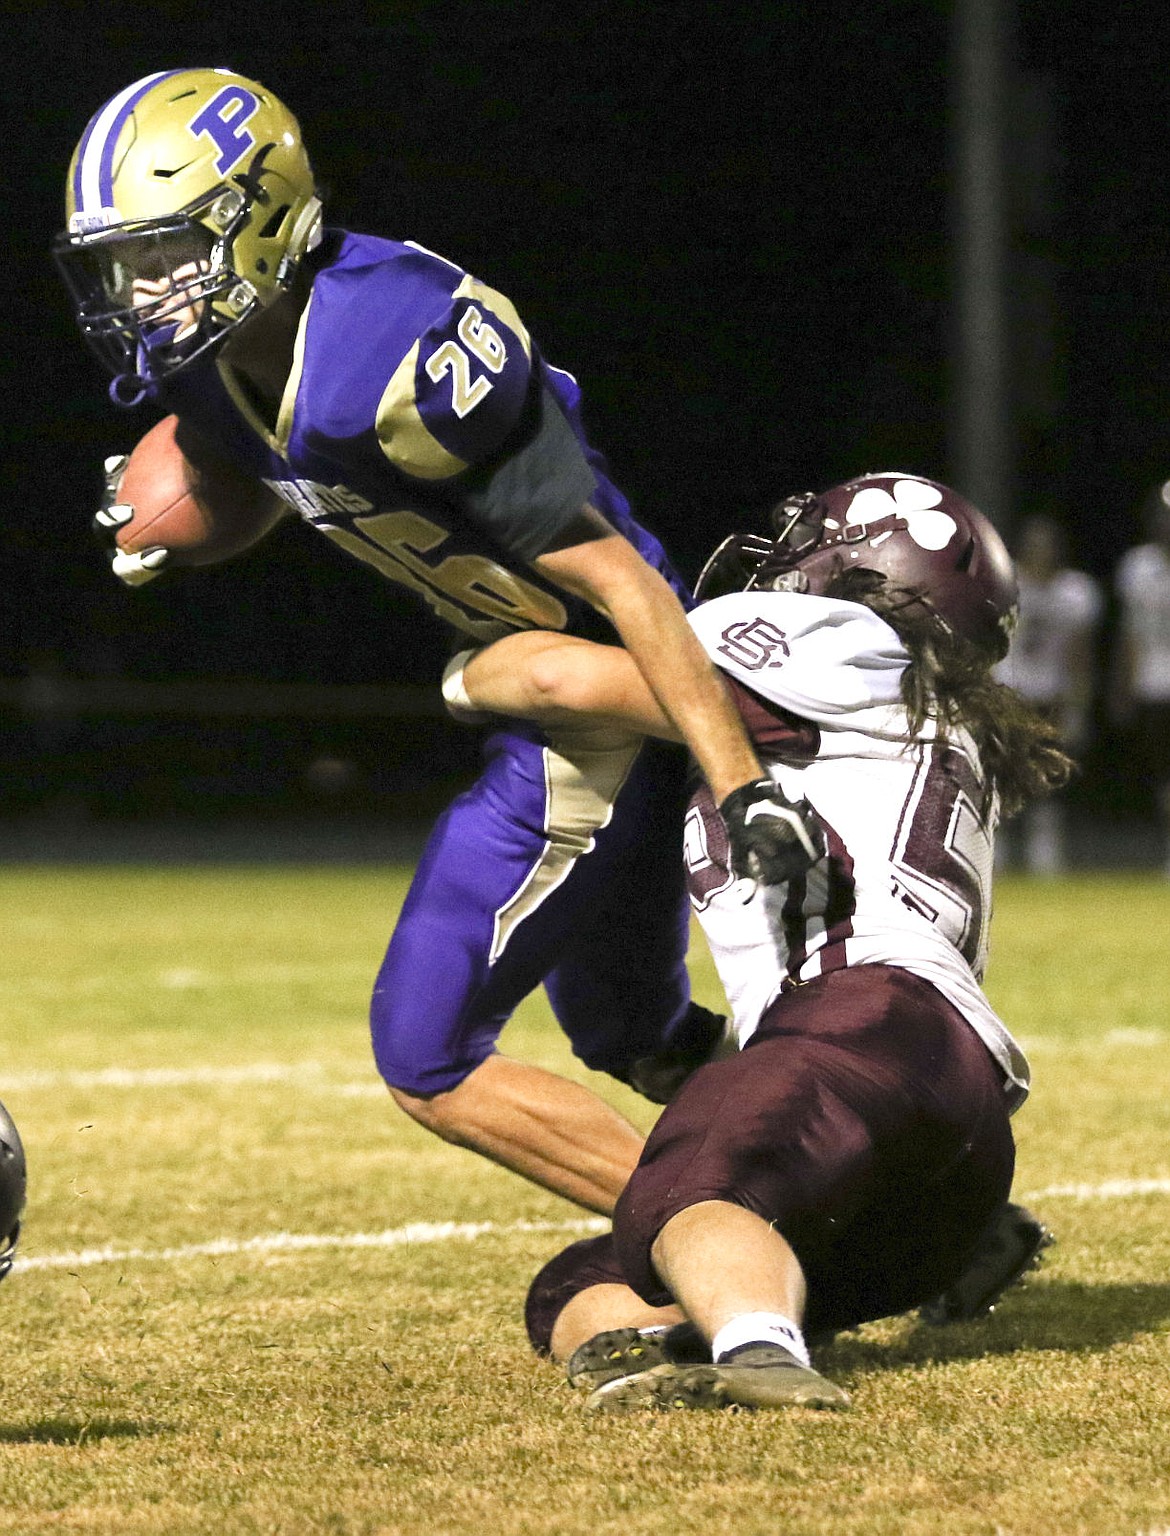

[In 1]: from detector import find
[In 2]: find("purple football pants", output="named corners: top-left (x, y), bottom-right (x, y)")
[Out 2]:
top-left (370, 722), bottom-right (698, 1095)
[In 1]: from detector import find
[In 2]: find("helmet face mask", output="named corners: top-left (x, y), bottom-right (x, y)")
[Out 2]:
top-left (696, 473), bottom-right (1019, 660)
top-left (57, 212), bottom-right (244, 397)
top-left (54, 68), bottom-right (322, 403)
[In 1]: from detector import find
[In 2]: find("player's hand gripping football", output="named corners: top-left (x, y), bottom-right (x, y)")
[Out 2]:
top-left (719, 777), bottom-right (826, 889)
top-left (94, 454), bottom-right (170, 587)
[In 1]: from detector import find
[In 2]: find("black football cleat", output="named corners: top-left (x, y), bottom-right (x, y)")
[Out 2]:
top-left (919, 1201), bottom-right (1054, 1325)
top-left (585, 1343), bottom-right (850, 1413)
top-left (567, 1322), bottom-right (709, 1390)
top-left (622, 1006), bottom-right (733, 1104)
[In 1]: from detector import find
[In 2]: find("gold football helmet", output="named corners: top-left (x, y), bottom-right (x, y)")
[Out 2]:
top-left (54, 68), bottom-right (322, 403)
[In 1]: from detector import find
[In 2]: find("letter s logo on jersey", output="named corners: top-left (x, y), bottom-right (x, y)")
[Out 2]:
top-left (717, 618), bottom-right (791, 671)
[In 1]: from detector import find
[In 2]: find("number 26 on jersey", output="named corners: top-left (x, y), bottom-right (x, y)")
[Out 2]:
top-left (424, 305), bottom-right (506, 418)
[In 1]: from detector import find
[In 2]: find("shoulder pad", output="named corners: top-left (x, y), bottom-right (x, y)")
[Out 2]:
top-left (690, 591), bottom-right (908, 718)
top-left (375, 277), bottom-right (533, 481)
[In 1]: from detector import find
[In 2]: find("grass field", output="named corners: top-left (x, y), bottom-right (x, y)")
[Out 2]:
top-left (0, 862), bottom-right (1168, 1535)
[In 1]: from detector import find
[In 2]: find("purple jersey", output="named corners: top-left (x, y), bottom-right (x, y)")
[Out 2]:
top-left (153, 229), bottom-right (705, 1097)
top-left (159, 231), bottom-right (687, 644)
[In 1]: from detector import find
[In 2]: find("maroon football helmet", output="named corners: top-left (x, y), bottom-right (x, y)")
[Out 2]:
top-left (695, 472), bottom-right (1018, 659)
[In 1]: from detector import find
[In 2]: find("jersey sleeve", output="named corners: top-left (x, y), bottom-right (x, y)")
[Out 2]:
top-left (373, 273), bottom-right (597, 557)
top-left (454, 381), bottom-right (598, 560)
top-left (688, 591), bottom-right (909, 724)
top-left (374, 276), bottom-right (533, 479)
top-left (724, 676), bottom-right (821, 761)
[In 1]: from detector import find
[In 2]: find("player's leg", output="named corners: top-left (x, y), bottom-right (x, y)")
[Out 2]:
top-left (387, 1054), bottom-right (644, 1214)
top-left (591, 1041), bottom-right (852, 1412)
top-left (783, 978), bottom-right (1017, 1339)
top-left (525, 1039), bottom-right (845, 1405)
top-left (524, 1233), bottom-right (706, 1390)
top-left (544, 735), bottom-right (729, 1100)
top-left (589, 967), bottom-right (1012, 1410)
top-left (370, 724), bottom-right (672, 1212)
top-left (918, 1199), bottom-right (1054, 1325)
top-left (649, 1199), bottom-right (807, 1336)
top-left (539, 972), bottom-right (1026, 1407)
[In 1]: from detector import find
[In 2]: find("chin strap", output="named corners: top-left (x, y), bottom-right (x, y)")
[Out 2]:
top-left (109, 372), bottom-right (150, 407)
top-left (276, 195), bottom-right (324, 286)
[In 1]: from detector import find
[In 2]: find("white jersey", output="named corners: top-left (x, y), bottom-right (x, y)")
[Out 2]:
top-left (994, 569), bottom-right (1101, 705)
top-left (1116, 542), bottom-right (1170, 701)
top-left (684, 590), bottom-right (1029, 1109)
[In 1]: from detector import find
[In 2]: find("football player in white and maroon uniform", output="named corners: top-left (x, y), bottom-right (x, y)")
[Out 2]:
top-left (452, 472), bottom-right (1072, 1411)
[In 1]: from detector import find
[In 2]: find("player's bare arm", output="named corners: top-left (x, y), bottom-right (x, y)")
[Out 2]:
top-left (532, 507), bottom-right (764, 801)
top-left (460, 631), bottom-right (677, 738)
top-left (533, 512), bottom-right (827, 884)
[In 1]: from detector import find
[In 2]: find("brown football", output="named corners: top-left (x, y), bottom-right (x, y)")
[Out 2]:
top-left (115, 414), bottom-right (288, 566)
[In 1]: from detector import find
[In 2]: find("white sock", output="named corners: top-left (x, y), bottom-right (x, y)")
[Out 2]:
top-left (711, 1312), bottom-right (810, 1368)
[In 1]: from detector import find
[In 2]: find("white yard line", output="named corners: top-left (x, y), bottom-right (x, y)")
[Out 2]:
top-left (0, 1063), bottom-right (334, 1092)
top-left (13, 1217), bottom-right (609, 1274)
top-left (1022, 1178), bottom-right (1170, 1201)
top-left (1017, 1029), bottom-right (1167, 1051)
top-left (6, 1022), bottom-right (1167, 1096)
top-left (14, 1177), bottom-right (1170, 1275)
top-left (0, 1063), bottom-right (550, 1097)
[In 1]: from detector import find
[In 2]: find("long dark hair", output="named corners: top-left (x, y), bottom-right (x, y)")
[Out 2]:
top-left (824, 568), bottom-right (1075, 818)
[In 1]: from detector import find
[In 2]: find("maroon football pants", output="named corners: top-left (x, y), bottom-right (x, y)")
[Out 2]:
top-left (526, 964), bottom-right (1015, 1351)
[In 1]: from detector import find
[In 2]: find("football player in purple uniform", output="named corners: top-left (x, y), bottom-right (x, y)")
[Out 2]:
top-left (452, 473), bottom-right (1071, 1410)
top-left (53, 69), bottom-right (807, 1215)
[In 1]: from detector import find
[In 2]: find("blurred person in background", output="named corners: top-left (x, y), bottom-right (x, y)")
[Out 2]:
top-left (1113, 485), bottom-right (1170, 878)
top-left (993, 514), bottom-right (1101, 874)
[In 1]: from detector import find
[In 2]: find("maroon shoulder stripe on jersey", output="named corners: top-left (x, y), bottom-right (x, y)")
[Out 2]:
top-left (724, 676), bottom-right (820, 760)
top-left (806, 819), bottom-right (858, 976)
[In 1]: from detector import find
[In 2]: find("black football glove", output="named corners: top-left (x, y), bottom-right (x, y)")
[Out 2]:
top-left (93, 453), bottom-right (169, 587)
top-left (719, 777), bottom-right (826, 888)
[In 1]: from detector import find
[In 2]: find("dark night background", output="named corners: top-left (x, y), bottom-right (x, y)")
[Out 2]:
top-left (1, 0), bottom-right (1167, 843)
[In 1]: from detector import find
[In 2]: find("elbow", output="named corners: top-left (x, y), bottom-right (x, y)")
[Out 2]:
top-left (527, 651), bottom-right (584, 714)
